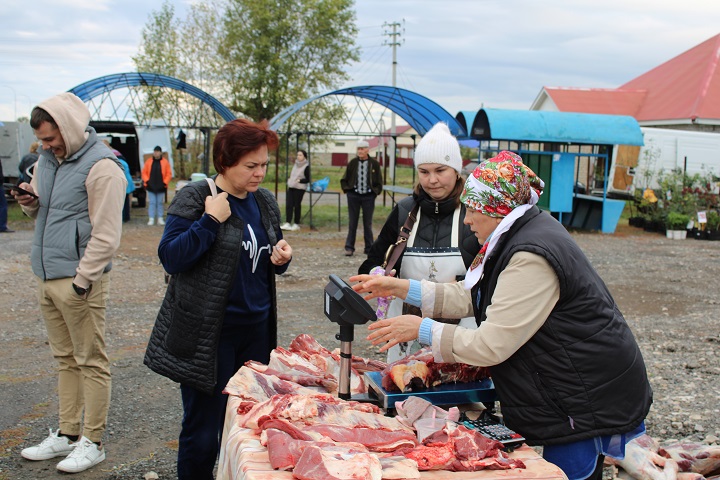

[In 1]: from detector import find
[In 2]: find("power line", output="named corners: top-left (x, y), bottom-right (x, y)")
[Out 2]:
top-left (382, 19), bottom-right (405, 179)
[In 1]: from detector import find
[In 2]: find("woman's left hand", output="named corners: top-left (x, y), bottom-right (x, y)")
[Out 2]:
top-left (367, 315), bottom-right (423, 352)
top-left (271, 239), bottom-right (292, 266)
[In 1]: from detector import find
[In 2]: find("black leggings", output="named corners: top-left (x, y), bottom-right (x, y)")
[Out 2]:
top-left (586, 455), bottom-right (605, 480)
top-left (285, 188), bottom-right (305, 224)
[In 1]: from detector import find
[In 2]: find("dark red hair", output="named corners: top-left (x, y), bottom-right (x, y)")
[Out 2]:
top-left (213, 118), bottom-right (279, 174)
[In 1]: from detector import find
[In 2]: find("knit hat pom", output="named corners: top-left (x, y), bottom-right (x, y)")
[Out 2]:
top-left (413, 122), bottom-right (462, 173)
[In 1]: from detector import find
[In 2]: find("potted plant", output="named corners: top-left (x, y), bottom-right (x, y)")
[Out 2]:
top-left (665, 211), bottom-right (690, 239)
top-left (706, 211), bottom-right (720, 241)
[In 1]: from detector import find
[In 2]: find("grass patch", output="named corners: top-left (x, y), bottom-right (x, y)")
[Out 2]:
top-left (266, 164), bottom-right (413, 230)
top-left (20, 403), bottom-right (51, 422)
top-left (7, 164), bottom-right (415, 232)
top-left (263, 164), bottom-right (417, 191)
top-left (6, 202), bottom-right (34, 228)
top-left (294, 203), bottom-right (396, 231)
top-left (0, 427), bottom-right (30, 457)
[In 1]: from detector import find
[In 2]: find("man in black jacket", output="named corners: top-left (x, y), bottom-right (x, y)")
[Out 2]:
top-left (340, 140), bottom-right (382, 256)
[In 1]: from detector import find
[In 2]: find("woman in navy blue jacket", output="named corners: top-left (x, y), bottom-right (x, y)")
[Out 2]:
top-left (145, 118), bottom-right (292, 480)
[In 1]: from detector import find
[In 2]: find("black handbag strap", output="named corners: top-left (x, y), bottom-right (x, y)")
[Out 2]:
top-left (382, 203), bottom-right (420, 274)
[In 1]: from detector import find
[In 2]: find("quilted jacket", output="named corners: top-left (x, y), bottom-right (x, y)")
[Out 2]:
top-left (144, 180), bottom-right (280, 394)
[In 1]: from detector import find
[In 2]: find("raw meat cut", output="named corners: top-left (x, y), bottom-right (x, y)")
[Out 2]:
top-left (607, 439), bottom-right (679, 480)
top-left (269, 340), bottom-right (369, 395)
top-left (380, 347), bottom-right (490, 392)
top-left (263, 428), bottom-right (368, 471)
top-left (223, 366), bottom-right (318, 413)
top-left (394, 422), bottom-right (526, 472)
top-left (267, 347), bottom-right (340, 391)
top-left (238, 393), bottom-right (411, 433)
top-left (302, 424), bottom-right (418, 452)
top-left (386, 361), bottom-right (430, 392)
top-left (261, 425), bottom-right (421, 478)
top-left (378, 456), bottom-right (421, 479)
top-left (658, 442), bottom-right (720, 475)
top-left (258, 416), bottom-right (416, 453)
top-left (396, 443), bottom-right (456, 471)
top-left (606, 433), bottom-right (720, 480)
top-left (292, 444), bottom-right (382, 480)
top-left (245, 360), bottom-right (338, 392)
top-left (289, 333), bottom-right (387, 373)
top-left (394, 396), bottom-right (460, 429)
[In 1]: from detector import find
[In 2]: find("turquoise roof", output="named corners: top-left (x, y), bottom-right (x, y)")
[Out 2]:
top-left (470, 108), bottom-right (644, 146)
top-left (455, 110), bottom-right (477, 136)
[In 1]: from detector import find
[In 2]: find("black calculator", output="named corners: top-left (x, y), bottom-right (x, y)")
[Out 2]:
top-left (461, 416), bottom-right (526, 450)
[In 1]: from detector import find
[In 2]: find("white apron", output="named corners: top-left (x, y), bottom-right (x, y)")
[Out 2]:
top-left (386, 206), bottom-right (477, 363)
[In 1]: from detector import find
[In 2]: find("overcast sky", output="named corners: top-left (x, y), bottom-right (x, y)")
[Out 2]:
top-left (1, 0), bottom-right (719, 122)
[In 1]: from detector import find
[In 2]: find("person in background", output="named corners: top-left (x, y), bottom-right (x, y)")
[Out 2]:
top-left (352, 151), bottom-right (652, 480)
top-left (280, 149), bottom-right (310, 232)
top-left (13, 92), bottom-right (126, 473)
top-left (18, 141), bottom-right (40, 184)
top-left (0, 159), bottom-right (12, 233)
top-left (141, 145), bottom-right (172, 226)
top-left (340, 139), bottom-right (382, 256)
top-left (103, 140), bottom-right (135, 223)
top-left (358, 122), bottom-right (480, 362)
top-left (144, 118), bottom-right (293, 480)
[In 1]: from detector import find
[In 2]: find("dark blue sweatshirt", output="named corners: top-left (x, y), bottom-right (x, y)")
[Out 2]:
top-left (158, 191), bottom-right (289, 326)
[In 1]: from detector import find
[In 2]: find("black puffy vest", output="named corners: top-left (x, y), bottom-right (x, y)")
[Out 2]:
top-left (472, 207), bottom-right (652, 445)
top-left (144, 181), bottom-right (280, 395)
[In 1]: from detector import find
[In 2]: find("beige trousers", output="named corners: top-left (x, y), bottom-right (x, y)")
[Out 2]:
top-left (38, 274), bottom-right (111, 443)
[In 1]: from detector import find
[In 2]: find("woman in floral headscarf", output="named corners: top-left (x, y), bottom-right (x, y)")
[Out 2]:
top-left (350, 151), bottom-right (652, 480)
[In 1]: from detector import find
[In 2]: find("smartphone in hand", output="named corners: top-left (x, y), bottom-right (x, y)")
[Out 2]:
top-left (3, 183), bottom-right (38, 199)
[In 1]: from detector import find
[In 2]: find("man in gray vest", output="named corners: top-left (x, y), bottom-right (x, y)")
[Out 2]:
top-left (11, 92), bottom-right (126, 473)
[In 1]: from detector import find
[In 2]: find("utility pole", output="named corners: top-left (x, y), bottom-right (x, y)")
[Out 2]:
top-left (382, 20), bottom-right (403, 181)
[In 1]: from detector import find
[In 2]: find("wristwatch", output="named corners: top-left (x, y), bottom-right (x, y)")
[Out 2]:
top-left (72, 282), bottom-right (92, 299)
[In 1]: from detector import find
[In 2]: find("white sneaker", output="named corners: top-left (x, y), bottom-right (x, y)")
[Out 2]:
top-left (56, 437), bottom-right (105, 473)
top-left (280, 222), bottom-right (292, 230)
top-left (290, 223), bottom-right (300, 231)
top-left (21, 428), bottom-right (75, 461)
top-left (158, 217), bottom-right (165, 226)
top-left (147, 218), bottom-right (155, 226)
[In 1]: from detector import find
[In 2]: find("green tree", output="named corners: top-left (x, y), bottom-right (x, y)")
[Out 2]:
top-left (219, 0), bottom-right (359, 121)
top-left (131, 1), bottom-right (182, 123)
top-left (175, 0), bottom-right (226, 100)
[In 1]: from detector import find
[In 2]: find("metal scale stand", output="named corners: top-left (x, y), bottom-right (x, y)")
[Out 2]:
top-left (323, 274), bottom-right (377, 401)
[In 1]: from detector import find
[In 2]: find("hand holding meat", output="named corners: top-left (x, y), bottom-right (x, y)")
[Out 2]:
top-left (350, 274), bottom-right (410, 301)
top-left (271, 239), bottom-right (292, 266)
top-left (367, 315), bottom-right (422, 352)
top-left (204, 191), bottom-right (231, 222)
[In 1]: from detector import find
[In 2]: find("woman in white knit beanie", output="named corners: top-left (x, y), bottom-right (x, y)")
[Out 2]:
top-left (358, 122), bottom-right (481, 362)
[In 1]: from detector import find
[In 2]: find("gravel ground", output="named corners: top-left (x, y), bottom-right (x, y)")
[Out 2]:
top-left (0, 210), bottom-right (718, 480)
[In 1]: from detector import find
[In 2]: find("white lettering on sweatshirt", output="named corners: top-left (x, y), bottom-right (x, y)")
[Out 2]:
top-left (242, 224), bottom-right (271, 273)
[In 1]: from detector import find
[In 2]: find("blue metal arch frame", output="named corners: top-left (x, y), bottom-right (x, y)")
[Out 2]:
top-left (69, 72), bottom-right (236, 122)
top-left (270, 85), bottom-right (466, 137)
